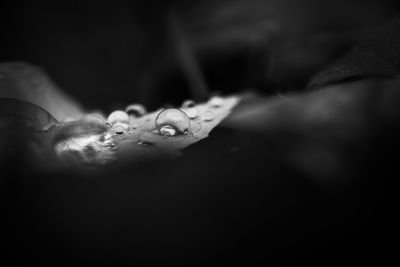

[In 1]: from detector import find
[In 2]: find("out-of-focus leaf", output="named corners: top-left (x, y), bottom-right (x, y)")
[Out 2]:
top-left (0, 98), bottom-right (57, 131)
top-left (0, 62), bottom-right (84, 121)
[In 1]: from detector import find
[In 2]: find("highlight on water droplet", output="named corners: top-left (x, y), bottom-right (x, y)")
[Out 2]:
top-left (125, 104), bottom-right (147, 118)
top-left (202, 111), bottom-right (215, 121)
top-left (155, 108), bottom-right (191, 136)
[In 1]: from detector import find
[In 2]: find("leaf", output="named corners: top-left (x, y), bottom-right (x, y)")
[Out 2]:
top-left (48, 96), bottom-right (240, 166)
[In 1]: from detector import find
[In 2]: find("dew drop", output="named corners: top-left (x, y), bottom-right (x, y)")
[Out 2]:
top-left (155, 108), bottom-right (191, 136)
top-left (107, 110), bottom-right (129, 134)
top-left (107, 110), bottom-right (129, 125)
top-left (191, 121), bottom-right (202, 133)
top-left (202, 111), bottom-right (215, 121)
top-left (181, 100), bottom-right (196, 109)
top-left (125, 104), bottom-right (147, 117)
top-left (185, 107), bottom-right (198, 119)
top-left (208, 96), bottom-right (224, 108)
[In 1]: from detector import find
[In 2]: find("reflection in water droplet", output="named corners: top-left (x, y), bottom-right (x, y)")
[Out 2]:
top-left (182, 100), bottom-right (195, 109)
top-left (112, 124), bottom-right (127, 135)
top-left (209, 96), bottom-right (224, 108)
top-left (125, 104), bottom-right (146, 117)
top-left (159, 125), bottom-right (177, 136)
top-left (155, 109), bottom-right (191, 136)
top-left (202, 111), bottom-right (215, 121)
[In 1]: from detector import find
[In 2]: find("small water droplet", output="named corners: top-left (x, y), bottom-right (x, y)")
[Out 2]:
top-left (191, 121), bottom-right (202, 133)
top-left (185, 107), bottom-right (198, 119)
top-left (107, 110), bottom-right (129, 133)
top-left (61, 116), bottom-right (77, 122)
top-left (0, 73), bottom-right (4, 79)
top-left (155, 109), bottom-right (191, 136)
top-left (202, 111), bottom-right (215, 121)
top-left (112, 124), bottom-right (127, 135)
top-left (208, 96), bottom-right (224, 108)
top-left (181, 100), bottom-right (196, 109)
top-left (125, 104), bottom-right (146, 117)
top-left (107, 110), bottom-right (129, 124)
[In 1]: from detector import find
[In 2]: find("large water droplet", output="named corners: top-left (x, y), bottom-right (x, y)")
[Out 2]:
top-left (125, 104), bottom-right (146, 117)
top-left (202, 111), bottom-right (215, 121)
top-left (107, 110), bottom-right (130, 134)
top-left (155, 109), bottom-right (191, 136)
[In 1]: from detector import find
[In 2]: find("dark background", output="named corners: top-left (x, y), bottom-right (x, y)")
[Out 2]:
top-left (1, 1), bottom-right (400, 265)
top-left (1, 0), bottom-right (400, 111)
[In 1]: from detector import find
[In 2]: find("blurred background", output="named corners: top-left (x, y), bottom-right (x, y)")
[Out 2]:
top-left (1, 0), bottom-right (400, 112)
top-left (2, 1), bottom-right (400, 265)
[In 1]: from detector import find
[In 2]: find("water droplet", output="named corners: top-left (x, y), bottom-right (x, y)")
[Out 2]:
top-left (208, 96), bottom-right (224, 108)
top-left (155, 109), bottom-right (191, 136)
top-left (191, 121), bottom-right (202, 133)
top-left (185, 107), bottom-right (198, 119)
top-left (181, 100), bottom-right (195, 109)
top-left (125, 104), bottom-right (146, 117)
top-left (107, 110), bottom-right (130, 125)
top-left (202, 111), bottom-right (215, 121)
top-left (107, 110), bottom-right (129, 134)
top-left (0, 73), bottom-right (4, 79)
